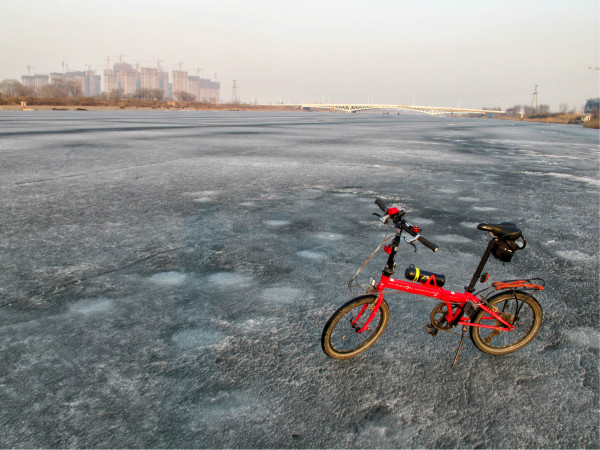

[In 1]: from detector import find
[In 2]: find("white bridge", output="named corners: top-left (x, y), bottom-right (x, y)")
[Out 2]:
top-left (300, 103), bottom-right (505, 116)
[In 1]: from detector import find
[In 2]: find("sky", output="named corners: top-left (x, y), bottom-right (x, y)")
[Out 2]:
top-left (1, 0), bottom-right (599, 110)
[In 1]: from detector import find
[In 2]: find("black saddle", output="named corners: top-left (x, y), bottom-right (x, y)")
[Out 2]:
top-left (477, 222), bottom-right (522, 240)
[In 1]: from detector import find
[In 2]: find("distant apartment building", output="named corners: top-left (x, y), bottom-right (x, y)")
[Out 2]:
top-left (29, 70), bottom-right (100, 96)
top-left (85, 70), bottom-right (102, 97)
top-left (103, 63), bottom-right (138, 96)
top-left (139, 67), bottom-right (170, 95)
top-left (21, 60), bottom-right (219, 102)
top-left (140, 67), bottom-right (160, 90)
top-left (116, 63), bottom-right (138, 96)
top-left (188, 76), bottom-right (201, 101)
top-left (188, 76), bottom-right (220, 103)
top-left (172, 70), bottom-right (189, 100)
top-left (104, 69), bottom-right (119, 93)
top-left (21, 74), bottom-right (49, 95)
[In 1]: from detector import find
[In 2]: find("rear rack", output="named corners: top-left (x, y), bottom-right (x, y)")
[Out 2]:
top-left (475, 278), bottom-right (545, 303)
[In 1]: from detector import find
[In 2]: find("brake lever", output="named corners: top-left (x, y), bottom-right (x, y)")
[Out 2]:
top-left (403, 235), bottom-right (419, 252)
top-left (372, 212), bottom-right (390, 223)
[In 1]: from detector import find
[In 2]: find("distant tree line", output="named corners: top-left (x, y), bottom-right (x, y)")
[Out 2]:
top-left (503, 103), bottom-right (577, 116)
top-left (0, 79), bottom-right (201, 104)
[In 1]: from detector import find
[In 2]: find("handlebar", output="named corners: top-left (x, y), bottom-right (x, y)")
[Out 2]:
top-left (374, 198), bottom-right (439, 252)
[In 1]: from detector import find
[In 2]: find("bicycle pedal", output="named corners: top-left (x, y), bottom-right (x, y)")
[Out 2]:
top-left (425, 323), bottom-right (439, 337)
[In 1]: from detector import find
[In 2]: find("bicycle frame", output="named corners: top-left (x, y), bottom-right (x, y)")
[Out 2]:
top-left (356, 230), bottom-right (516, 334)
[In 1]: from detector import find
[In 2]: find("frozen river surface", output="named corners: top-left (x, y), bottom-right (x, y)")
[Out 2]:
top-left (0, 111), bottom-right (598, 448)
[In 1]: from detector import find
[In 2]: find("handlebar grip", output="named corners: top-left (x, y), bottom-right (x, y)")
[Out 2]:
top-left (375, 198), bottom-right (388, 212)
top-left (417, 235), bottom-right (439, 252)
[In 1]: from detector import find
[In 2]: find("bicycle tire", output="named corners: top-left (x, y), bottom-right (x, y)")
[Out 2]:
top-left (321, 294), bottom-right (389, 359)
top-left (470, 291), bottom-right (542, 355)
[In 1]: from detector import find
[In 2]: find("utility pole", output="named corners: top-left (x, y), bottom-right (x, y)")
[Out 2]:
top-left (232, 80), bottom-right (239, 104)
top-left (531, 85), bottom-right (538, 112)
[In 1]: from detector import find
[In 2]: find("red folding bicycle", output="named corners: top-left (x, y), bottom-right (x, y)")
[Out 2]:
top-left (321, 199), bottom-right (544, 368)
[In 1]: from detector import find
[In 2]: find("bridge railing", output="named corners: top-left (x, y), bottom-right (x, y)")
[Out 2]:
top-left (300, 104), bottom-right (505, 115)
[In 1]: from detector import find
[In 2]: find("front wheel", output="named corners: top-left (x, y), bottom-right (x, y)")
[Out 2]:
top-left (470, 291), bottom-right (542, 355)
top-left (321, 294), bottom-right (389, 359)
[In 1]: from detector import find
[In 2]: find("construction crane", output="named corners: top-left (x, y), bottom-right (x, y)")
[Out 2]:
top-left (26, 65), bottom-right (35, 76)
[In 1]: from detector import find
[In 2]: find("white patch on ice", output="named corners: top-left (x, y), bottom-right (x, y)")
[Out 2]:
top-left (263, 219), bottom-right (290, 227)
top-left (239, 201), bottom-right (255, 206)
top-left (262, 286), bottom-right (301, 303)
top-left (520, 171), bottom-right (600, 186)
top-left (185, 191), bottom-right (216, 203)
top-left (203, 390), bottom-right (262, 418)
top-left (556, 250), bottom-right (595, 262)
top-left (171, 328), bottom-right (227, 349)
top-left (409, 218), bottom-right (434, 225)
top-left (69, 298), bottom-right (114, 315)
top-left (297, 250), bottom-right (326, 259)
top-left (565, 328), bottom-right (600, 349)
top-left (149, 271), bottom-right (187, 285)
top-left (315, 232), bottom-right (344, 241)
top-left (457, 197), bottom-right (480, 202)
top-left (207, 272), bottom-right (252, 287)
top-left (460, 221), bottom-right (480, 229)
top-left (438, 188), bottom-right (457, 194)
top-left (239, 318), bottom-right (262, 330)
top-left (433, 234), bottom-right (472, 244)
top-left (472, 206), bottom-right (498, 212)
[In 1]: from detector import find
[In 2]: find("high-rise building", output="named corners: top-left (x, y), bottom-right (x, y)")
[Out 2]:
top-left (21, 74), bottom-right (49, 95)
top-left (186, 77), bottom-right (220, 103)
top-left (172, 70), bottom-right (188, 100)
top-left (159, 71), bottom-right (169, 97)
top-left (84, 70), bottom-right (101, 96)
top-left (188, 76), bottom-right (201, 101)
top-left (140, 67), bottom-right (160, 90)
top-left (20, 60), bottom-right (219, 102)
top-left (114, 63), bottom-right (138, 96)
top-left (104, 69), bottom-right (119, 94)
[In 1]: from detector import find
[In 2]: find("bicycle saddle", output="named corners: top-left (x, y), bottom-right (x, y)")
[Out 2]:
top-left (477, 222), bottom-right (522, 240)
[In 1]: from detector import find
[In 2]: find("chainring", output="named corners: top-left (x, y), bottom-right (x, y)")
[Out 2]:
top-left (430, 302), bottom-right (456, 331)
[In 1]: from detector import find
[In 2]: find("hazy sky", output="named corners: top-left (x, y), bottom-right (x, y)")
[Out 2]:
top-left (2, 0), bottom-right (598, 109)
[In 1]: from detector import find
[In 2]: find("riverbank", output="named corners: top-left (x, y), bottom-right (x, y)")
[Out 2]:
top-left (493, 112), bottom-right (599, 129)
top-left (0, 103), bottom-right (301, 112)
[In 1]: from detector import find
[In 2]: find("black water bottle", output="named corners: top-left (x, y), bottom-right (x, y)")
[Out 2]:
top-left (405, 265), bottom-right (446, 287)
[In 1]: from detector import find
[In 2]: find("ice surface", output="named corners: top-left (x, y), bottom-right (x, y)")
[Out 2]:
top-left (297, 250), bottom-right (326, 259)
top-left (263, 219), bottom-right (291, 227)
top-left (149, 271), bottom-right (188, 285)
top-left (171, 328), bottom-right (228, 349)
top-left (0, 111), bottom-right (598, 448)
top-left (68, 297), bottom-right (114, 315)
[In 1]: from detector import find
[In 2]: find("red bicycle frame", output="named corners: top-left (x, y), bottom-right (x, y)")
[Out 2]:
top-left (356, 275), bottom-right (514, 334)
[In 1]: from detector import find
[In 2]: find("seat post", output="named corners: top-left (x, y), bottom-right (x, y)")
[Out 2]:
top-left (466, 239), bottom-right (496, 292)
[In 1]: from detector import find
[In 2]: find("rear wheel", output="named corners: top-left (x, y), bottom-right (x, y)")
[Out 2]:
top-left (321, 294), bottom-right (389, 359)
top-left (470, 291), bottom-right (542, 355)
